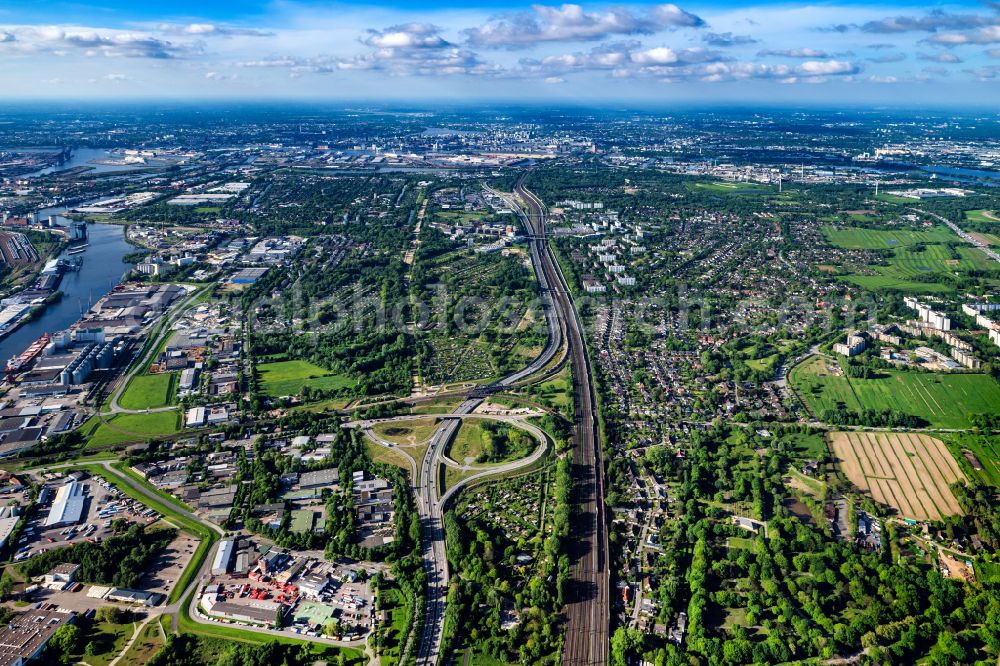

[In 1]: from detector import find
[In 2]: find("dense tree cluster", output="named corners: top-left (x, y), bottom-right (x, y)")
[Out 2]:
top-left (439, 454), bottom-right (572, 663)
top-left (612, 425), bottom-right (1000, 665)
top-left (21, 524), bottom-right (175, 589)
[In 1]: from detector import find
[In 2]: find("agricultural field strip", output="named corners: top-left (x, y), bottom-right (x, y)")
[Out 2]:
top-left (912, 434), bottom-right (963, 515)
top-left (834, 431), bottom-right (964, 520)
top-left (876, 432), bottom-right (934, 519)
top-left (853, 432), bottom-right (917, 518)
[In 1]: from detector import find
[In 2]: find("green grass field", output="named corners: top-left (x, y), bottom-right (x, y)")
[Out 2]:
top-left (532, 365), bottom-right (573, 416)
top-left (940, 433), bottom-right (1000, 487)
top-left (257, 359), bottom-right (355, 397)
top-left (71, 619), bottom-right (134, 666)
top-left (448, 420), bottom-right (489, 462)
top-left (778, 431), bottom-right (829, 459)
top-left (745, 354), bottom-right (779, 372)
top-left (790, 354), bottom-right (1000, 429)
top-left (822, 225), bottom-right (957, 249)
top-left (116, 620), bottom-right (164, 666)
top-left (822, 224), bottom-right (996, 292)
top-left (118, 372), bottom-right (176, 410)
top-left (85, 411), bottom-right (182, 448)
top-left (690, 181), bottom-right (775, 195)
top-left (965, 209), bottom-right (1000, 224)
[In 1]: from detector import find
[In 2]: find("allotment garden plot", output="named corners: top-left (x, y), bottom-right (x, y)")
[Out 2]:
top-left (830, 431), bottom-right (964, 521)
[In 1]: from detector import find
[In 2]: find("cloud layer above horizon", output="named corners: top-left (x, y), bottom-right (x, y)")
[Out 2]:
top-left (3, 1), bottom-right (1000, 103)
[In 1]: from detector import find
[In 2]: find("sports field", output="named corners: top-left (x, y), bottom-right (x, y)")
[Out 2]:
top-left (830, 431), bottom-right (964, 520)
top-left (822, 225), bottom-right (958, 249)
top-left (289, 509), bottom-right (317, 533)
top-left (790, 354), bottom-right (1000, 428)
top-left (257, 359), bottom-right (355, 396)
top-left (292, 600), bottom-right (336, 626)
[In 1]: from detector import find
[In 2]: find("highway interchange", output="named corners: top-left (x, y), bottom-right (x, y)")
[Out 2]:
top-left (400, 176), bottom-right (608, 666)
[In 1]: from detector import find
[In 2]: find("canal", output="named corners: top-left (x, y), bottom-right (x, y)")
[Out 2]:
top-left (0, 214), bottom-right (135, 362)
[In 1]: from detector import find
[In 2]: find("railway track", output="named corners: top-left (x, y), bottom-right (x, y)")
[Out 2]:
top-left (513, 176), bottom-right (609, 666)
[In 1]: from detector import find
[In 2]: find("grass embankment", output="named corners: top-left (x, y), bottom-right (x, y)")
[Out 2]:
top-left (372, 417), bottom-right (441, 445)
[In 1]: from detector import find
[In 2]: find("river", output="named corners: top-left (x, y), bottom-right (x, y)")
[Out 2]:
top-left (11, 147), bottom-right (150, 177)
top-left (0, 210), bottom-right (135, 362)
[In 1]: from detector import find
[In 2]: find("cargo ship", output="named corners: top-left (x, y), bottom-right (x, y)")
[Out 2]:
top-left (5, 332), bottom-right (50, 379)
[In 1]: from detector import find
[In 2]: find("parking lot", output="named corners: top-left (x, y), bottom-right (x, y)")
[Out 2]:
top-left (138, 531), bottom-right (198, 597)
top-left (13, 474), bottom-right (162, 564)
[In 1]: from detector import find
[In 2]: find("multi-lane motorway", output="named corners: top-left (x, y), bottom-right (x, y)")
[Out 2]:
top-left (412, 175), bottom-right (606, 666)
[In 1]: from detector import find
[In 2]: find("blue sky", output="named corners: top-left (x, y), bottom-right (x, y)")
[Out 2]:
top-left (1, 1), bottom-right (998, 104)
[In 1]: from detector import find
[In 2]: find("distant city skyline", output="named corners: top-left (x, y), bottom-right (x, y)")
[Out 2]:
top-left (3, 0), bottom-right (1000, 104)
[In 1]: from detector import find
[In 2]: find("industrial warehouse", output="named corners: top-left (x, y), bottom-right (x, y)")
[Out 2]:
top-left (43, 480), bottom-right (85, 528)
top-left (198, 537), bottom-right (376, 640)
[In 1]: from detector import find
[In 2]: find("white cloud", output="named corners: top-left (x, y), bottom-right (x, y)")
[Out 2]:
top-left (918, 51), bottom-right (963, 63)
top-left (856, 11), bottom-right (998, 34)
top-left (927, 25), bottom-right (1000, 45)
top-left (156, 23), bottom-right (271, 37)
top-left (794, 59), bottom-right (859, 75)
top-left (363, 23), bottom-right (450, 49)
top-left (518, 41), bottom-right (723, 78)
top-left (702, 32), bottom-right (757, 47)
top-left (867, 52), bottom-right (906, 63)
top-left (757, 48), bottom-right (828, 58)
top-left (464, 3), bottom-right (703, 49)
top-left (0, 24), bottom-right (201, 58)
